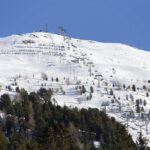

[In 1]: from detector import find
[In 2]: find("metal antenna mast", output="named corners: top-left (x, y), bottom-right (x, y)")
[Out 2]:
top-left (45, 24), bottom-right (48, 32)
top-left (66, 36), bottom-right (71, 50)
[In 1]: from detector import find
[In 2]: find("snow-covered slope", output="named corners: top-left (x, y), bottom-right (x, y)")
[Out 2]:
top-left (0, 31), bottom-right (150, 144)
top-left (0, 32), bottom-right (150, 80)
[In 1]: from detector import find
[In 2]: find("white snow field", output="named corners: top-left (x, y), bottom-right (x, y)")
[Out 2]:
top-left (0, 31), bottom-right (150, 144)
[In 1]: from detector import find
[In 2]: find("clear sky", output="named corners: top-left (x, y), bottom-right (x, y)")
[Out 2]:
top-left (0, 0), bottom-right (150, 50)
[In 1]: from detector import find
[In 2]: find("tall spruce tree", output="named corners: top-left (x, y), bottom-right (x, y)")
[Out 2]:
top-left (136, 132), bottom-right (150, 150)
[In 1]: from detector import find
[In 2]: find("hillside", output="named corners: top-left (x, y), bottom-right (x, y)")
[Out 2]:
top-left (0, 89), bottom-right (137, 150)
top-left (0, 31), bottom-right (150, 145)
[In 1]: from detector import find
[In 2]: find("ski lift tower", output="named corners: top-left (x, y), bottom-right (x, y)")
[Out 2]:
top-left (45, 24), bottom-right (48, 32)
top-left (66, 36), bottom-right (71, 50)
top-left (112, 68), bottom-right (118, 86)
top-left (143, 113), bottom-right (149, 134)
top-left (95, 73), bottom-right (103, 88)
top-left (145, 117), bottom-right (149, 134)
top-left (88, 62), bottom-right (93, 77)
top-left (67, 61), bottom-right (72, 75)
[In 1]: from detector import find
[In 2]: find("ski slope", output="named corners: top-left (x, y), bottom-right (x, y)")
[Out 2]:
top-left (0, 31), bottom-right (150, 144)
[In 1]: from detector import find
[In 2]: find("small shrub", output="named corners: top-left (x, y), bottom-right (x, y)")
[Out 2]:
top-left (41, 72), bottom-right (48, 80)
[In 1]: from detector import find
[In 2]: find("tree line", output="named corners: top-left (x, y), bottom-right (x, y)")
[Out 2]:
top-left (0, 87), bottom-right (148, 150)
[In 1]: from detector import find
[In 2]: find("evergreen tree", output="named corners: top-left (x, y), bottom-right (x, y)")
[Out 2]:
top-left (90, 86), bottom-right (94, 93)
top-left (81, 85), bottom-right (86, 94)
top-left (0, 89), bottom-right (137, 150)
top-left (110, 89), bottom-right (113, 95)
top-left (143, 85), bottom-right (147, 90)
top-left (132, 84), bottom-right (136, 92)
top-left (56, 77), bottom-right (59, 82)
top-left (123, 84), bottom-right (126, 89)
top-left (0, 94), bottom-right (14, 114)
top-left (144, 100), bottom-right (147, 106)
top-left (136, 100), bottom-right (140, 113)
top-left (146, 93), bottom-right (149, 97)
top-left (0, 131), bottom-right (8, 150)
top-left (136, 132), bottom-right (150, 150)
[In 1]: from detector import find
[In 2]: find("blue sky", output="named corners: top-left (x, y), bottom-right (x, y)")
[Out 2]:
top-left (0, 0), bottom-right (150, 50)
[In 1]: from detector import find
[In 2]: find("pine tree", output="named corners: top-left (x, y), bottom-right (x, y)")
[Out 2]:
top-left (56, 77), bottom-right (59, 82)
top-left (144, 100), bottom-right (147, 106)
top-left (146, 93), bottom-right (149, 97)
top-left (132, 84), bottom-right (136, 91)
top-left (136, 132), bottom-right (150, 150)
top-left (0, 131), bottom-right (8, 150)
top-left (136, 100), bottom-right (140, 113)
top-left (82, 85), bottom-right (86, 94)
top-left (90, 86), bottom-right (94, 93)
top-left (143, 85), bottom-right (147, 90)
top-left (123, 84), bottom-right (126, 89)
top-left (110, 89), bottom-right (113, 95)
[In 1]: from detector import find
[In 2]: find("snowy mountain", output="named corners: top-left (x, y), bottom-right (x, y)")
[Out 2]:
top-left (0, 31), bottom-right (150, 144)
